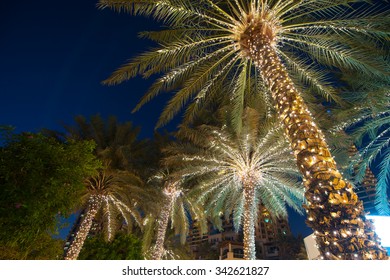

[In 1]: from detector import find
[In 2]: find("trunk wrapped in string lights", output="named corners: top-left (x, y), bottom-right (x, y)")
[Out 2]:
top-left (238, 14), bottom-right (386, 259)
top-left (99, 0), bottom-right (389, 259)
top-left (152, 182), bottom-right (178, 260)
top-left (64, 195), bottom-right (103, 260)
top-left (148, 170), bottom-right (206, 260)
top-left (242, 176), bottom-right (256, 260)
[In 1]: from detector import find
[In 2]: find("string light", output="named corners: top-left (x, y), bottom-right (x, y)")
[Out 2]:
top-left (243, 176), bottom-right (256, 260)
top-left (64, 195), bottom-right (103, 260)
top-left (152, 182), bottom-right (179, 260)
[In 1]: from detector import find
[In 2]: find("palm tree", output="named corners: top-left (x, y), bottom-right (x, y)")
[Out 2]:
top-left (98, 0), bottom-right (389, 259)
top-left (164, 118), bottom-right (304, 260)
top-left (146, 170), bottom-right (206, 260)
top-left (64, 170), bottom-right (144, 260)
top-left (63, 116), bottom-right (149, 260)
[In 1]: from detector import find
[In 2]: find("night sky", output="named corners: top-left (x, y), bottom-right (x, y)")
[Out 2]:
top-left (0, 0), bottom-right (172, 138)
top-left (0, 0), bottom-right (311, 237)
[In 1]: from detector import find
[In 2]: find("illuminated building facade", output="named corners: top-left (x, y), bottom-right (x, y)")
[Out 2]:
top-left (187, 204), bottom-right (291, 260)
top-left (348, 145), bottom-right (378, 215)
top-left (354, 167), bottom-right (378, 215)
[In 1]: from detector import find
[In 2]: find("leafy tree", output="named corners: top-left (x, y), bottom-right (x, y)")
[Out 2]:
top-left (98, 0), bottom-right (389, 259)
top-left (0, 131), bottom-right (100, 258)
top-left (78, 232), bottom-right (143, 260)
top-left (163, 115), bottom-right (304, 260)
top-left (195, 242), bottom-right (219, 260)
top-left (275, 233), bottom-right (306, 260)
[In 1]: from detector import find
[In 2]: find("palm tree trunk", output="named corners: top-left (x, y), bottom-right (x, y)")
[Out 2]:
top-left (64, 195), bottom-right (103, 260)
top-left (246, 35), bottom-right (387, 259)
top-left (152, 193), bottom-right (175, 260)
top-left (243, 178), bottom-right (256, 260)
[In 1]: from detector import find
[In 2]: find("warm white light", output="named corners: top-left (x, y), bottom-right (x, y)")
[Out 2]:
top-left (366, 216), bottom-right (390, 247)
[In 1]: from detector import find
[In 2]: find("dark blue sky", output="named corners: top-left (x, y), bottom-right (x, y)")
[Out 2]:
top-left (0, 0), bottom-right (175, 139)
top-left (0, 0), bottom-right (311, 237)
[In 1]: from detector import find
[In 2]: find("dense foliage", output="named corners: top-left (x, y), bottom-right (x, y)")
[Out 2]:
top-left (0, 234), bottom-right (64, 260)
top-left (0, 130), bottom-right (100, 257)
top-left (78, 233), bottom-right (143, 260)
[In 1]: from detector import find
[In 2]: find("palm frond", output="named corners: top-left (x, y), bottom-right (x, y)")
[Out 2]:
top-left (164, 116), bottom-right (304, 232)
top-left (375, 149), bottom-right (390, 214)
top-left (102, 0), bottom-right (389, 129)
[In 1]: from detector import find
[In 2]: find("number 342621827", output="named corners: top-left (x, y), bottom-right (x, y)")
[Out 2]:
top-left (215, 266), bottom-right (269, 276)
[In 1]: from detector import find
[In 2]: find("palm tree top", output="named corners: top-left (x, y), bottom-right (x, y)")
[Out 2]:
top-left (165, 121), bottom-right (305, 221)
top-left (99, 0), bottom-right (389, 127)
top-left (83, 170), bottom-right (146, 238)
top-left (64, 115), bottom-right (145, 170)
top-left (65, 115), bottom-right (140, 149)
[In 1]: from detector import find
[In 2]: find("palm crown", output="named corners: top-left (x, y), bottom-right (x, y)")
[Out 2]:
top-left (167, 123), bottom-right (304, 219)
top-left (83, 170), bottom-right (144, 239)
top-left (64, 115), bottom-right (144, 170)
